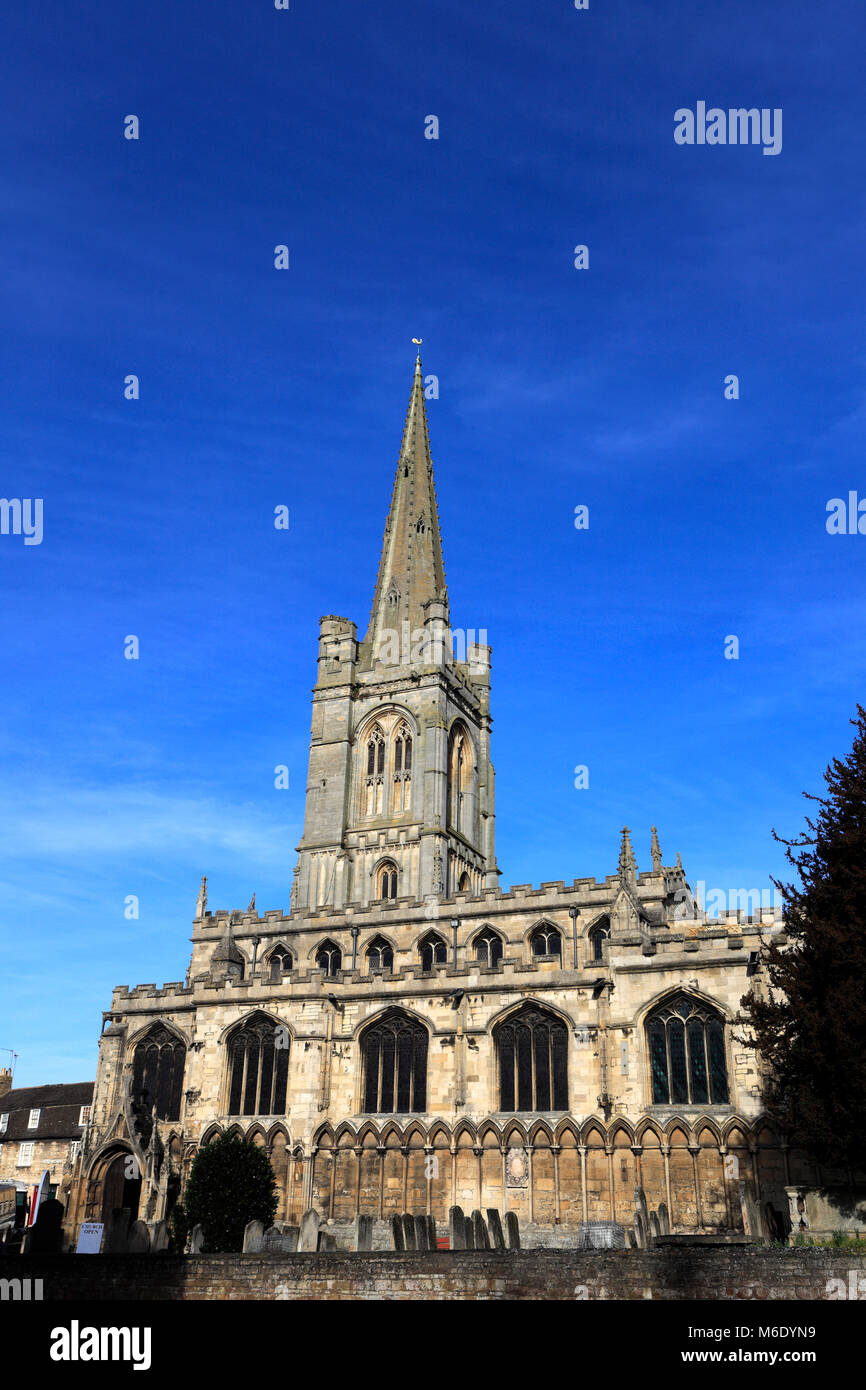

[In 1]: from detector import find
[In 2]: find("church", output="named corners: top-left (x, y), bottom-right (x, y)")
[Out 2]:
top-left (66, 358), bottom-right (810, 1244)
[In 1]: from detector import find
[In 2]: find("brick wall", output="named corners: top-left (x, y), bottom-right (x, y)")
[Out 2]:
top-left (9, 1249), bottom-right (865, 1301)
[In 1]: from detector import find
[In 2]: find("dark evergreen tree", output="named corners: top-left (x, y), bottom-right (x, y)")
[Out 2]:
top-left (742, 705), bottom-right (866, 1170)
top-left (182, 1133), bottom-right (277, 1252)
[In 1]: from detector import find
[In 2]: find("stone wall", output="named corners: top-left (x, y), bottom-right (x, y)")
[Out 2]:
top-left (10, 1249), bottom-right (866, 1301)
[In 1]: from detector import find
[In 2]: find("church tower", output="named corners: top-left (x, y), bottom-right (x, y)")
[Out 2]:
top-left (292, 357), bottom-right (499, 911)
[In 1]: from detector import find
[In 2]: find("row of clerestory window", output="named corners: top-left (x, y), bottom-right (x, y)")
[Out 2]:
top-left (128, 992), bottom-right (729, 1121)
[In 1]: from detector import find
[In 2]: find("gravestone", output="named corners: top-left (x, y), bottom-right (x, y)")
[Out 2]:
top-left (31, 1198), bottom-right (64, 1254)
top-left (298, 1208), bottom-right (320, 1252)
top-left (243, 1219), bottom-right (265, 1253)
top-left (413, 1214), bottom-right (428, 1251)
top-left (353, 1214), bottom-right (373, 1252)
top-left (426, 1215), bottom-right (437, 1249)
top-left (390, 1214), bottom-right (404, 1250)
top-left (150, 1220), bottom-right (169, 1252)
top-left (634, 1186), bottom-right (650, 1229)
top-left (128, 1219), bottom-right (151, 1253)
top-left (648, 1211), bottom-right (660, 1241)
top-left (317, 1231), bottom-right (336, 1251)
top-left (504, 1211), bottom-right (520, 1250)
top-left (470, 1210), bottom-right (490, 1248)
top-left (449, 1205), bottom-right (467, 1250)
top-left (486, 1209), bottom-right (506, 1250)
top-left (401, 1213), bottom-right (416, 1250)
top-left (633, 1212), bottom-right (647, 1250)
top-left (104, 1208), bottom-right (132, 1254)
top-left (657, 1202), bottom-right (671, 1235)
top-left (464, 1219), bottom-right (475, 1250)
top-left (188, 1223), bottom-right (204, 1254)
top-left (626, 1228), bottom-right (637, 1249)
top-left (738, 1180), bottom-right (765, 1241)
top-left (263, 1224), bottom-right (298, 1252)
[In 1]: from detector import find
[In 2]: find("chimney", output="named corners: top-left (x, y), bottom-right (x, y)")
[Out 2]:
top-left (0, 1068), bottom-right (12, 1099)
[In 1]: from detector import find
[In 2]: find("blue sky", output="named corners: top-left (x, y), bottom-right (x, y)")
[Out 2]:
top-left (1, 0), bottom-right (864, 1085)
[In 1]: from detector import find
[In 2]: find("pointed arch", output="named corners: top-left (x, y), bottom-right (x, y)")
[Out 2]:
top-left (265, 943), bottom-right (293, 981)
top-left (472, 925), bottom-right (504, 968)
top-left (315, 938), bottom-right (342, 977)
top-left (447, 720), bottom-right (476, 839)
top-left (130, 1021), bottom-right (187, 1123)
top-left (200, 1124), bottom-right (223, 1146)
top-left (224, 1010), bottom-right (290, 1117)
top-left (362, 721), bottom-right (386, 816)
top-left (493, 1000), bottom-right (569, 1112)
top-left (359, 1007), bottom-right (429, 1114)
top-left (418, 929), bottom-right (448, 972)
top-left (645, 991), bottom-right (730, 1107)
top-left (528, 1118), bottom-right (555, 1145)
top-left (365, 933), bottom-right (395, 972)
top-left (392, 719), bottom-right (413, 813)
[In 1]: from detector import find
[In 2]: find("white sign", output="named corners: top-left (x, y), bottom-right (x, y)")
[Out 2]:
top-left (76, 1222), bottom-right (104, 1254)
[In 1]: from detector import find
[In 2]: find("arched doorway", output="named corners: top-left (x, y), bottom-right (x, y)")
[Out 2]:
top-left (100, 1151), bottom-right (141, 1223)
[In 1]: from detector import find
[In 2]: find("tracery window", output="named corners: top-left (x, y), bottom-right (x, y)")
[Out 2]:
top-left (419, 931), bottom-right (448, 972)
top-left (474, 927), bottom-right (503, 968)
top-left (646, 994), bottom-right (729, 1106)
top-left (447, 724), bottom-right (471, 836)
top-left (392, 722), bottom-right (412, 813)
top-left (131, 1024), bottom-right (186, 1123)
top-left (589, 921), bottom-right (609, 962)
top-left (495, 1003), bottom-right (568, 1112)
top-left (226, 1013), bottom-right (289, 1117)
top-left (364, 725), bottom-right (386, 816)
top-left (367, 935), bottom-right (394, 972)
top-left (315, 939), bottom-right (342, 977)
top-left (268, 947), bottom-right (293, 982)
top-left (361, 1009), bottom-right (428, 1113)
top-left (377, 860), bottom-right (398, 901)
top-left (531, 925), bottom-right (562, 958)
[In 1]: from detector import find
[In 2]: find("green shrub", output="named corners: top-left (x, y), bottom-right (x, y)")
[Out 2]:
top-left (182, 1133), bottom-right (277, 1253)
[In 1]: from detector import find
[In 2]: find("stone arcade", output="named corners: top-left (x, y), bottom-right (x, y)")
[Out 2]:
top-left (66, 358), bottom-right (819, 1247)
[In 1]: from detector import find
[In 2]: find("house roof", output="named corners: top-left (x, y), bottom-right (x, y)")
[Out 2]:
top-left (0, 1082), bottom-right (94, 1142)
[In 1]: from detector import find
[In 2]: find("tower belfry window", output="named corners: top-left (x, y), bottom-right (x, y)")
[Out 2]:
top-left (377, 860), bottom-right (398, 900)
top-left (364, 725), bottom-right (385, 816)
top-left (393, 722), bottom-right (412, 813)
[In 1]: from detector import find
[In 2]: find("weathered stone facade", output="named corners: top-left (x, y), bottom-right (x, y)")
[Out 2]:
top-left (68, 360), bottom-right (825, 1245)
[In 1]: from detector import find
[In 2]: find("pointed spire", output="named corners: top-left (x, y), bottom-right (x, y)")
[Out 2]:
top-left (247, 892), bottom-right (256, 914)
top-left (618, 826), bottom-right (637, 886)
top-left (362, 356), bottom-right (449, 661)
top-left (196, 875), bottom-right (208, 918)
top-left (650, 826), bottom-right (662, 872)
top-left (676, 851), bottom-right (683, 870)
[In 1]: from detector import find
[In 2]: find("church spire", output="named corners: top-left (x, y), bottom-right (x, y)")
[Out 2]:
top-left (618, 826), bottom-right (637, 886)
top-left (362, 355), bottom-right (449, 661)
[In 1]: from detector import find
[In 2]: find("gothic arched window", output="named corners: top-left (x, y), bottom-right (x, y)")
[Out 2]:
top-left (458, 872), bottom-right (470, 892)
top-left (531, 924), bottom-right (562, 958)
top-left (367, 936), bottom-right (394, 973)
top-left (226, 1013), bottom-right (289, 1117)
top-left (589, 920), bottom-right (609, 962)
top-left (361, 1009), bottom-right (428, 1113)
top-left (268, 946), bottom-right (293, 982)
top-left (419, 931), bottom-right (448, 972)
top-left (447, 724), bottom-right (472, 836)
top-left (131, 1024), bottom-right (186, 1123)
top-left (495, 1004), bottom-right (568, 1112)
top-left (646, 994), bottom-right (729, 1106)
top-left (474, 927), bottom-right (503, 968)
top-left (377, 860), bottom-right (398, 901)
top-left (315, 940), bottom-right (342, 977)
top-left (393, 722), bottom-right (412, 813)
top-left (364, 725), bottom-right (386, 816)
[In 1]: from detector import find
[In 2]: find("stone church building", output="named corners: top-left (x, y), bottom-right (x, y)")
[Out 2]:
top-left (67, 359), bottom-right (818, 1244)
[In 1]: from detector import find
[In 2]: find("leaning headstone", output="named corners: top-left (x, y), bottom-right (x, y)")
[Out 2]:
top-left (648, 1211), bottom-right (660, 1241)
top-left (449, 1205), bottom-right (467, 1250)
top-left (634, 1185), bottom-right (650, 1229)
top-left (353, 1214), bottom-right (373, 1252)
top-left (104, 1208), bottom-right (132, 1254)
top-left (504, 1211), bottom-right (520, 1250)
top-left (657, 1202), bottom-right (670, 1235)
top-left (633, 1212), bottom-right (647, 1250)
top-left (317, 1231), bottom-right (336, 1251)
top-left (150, 1220), bottom-right (169, 1252)
top-left (413, 1214), bottom-right (428, 1251)
top-left (31, 1198), bottom-right (64, 1254)
top-left (298, 1208), bottom-right (321, 1252)
top-left (426, 1214), bottom-right (437, 1250)
top-left (471, 1210), bottom-right (490, 1248)
top-left (486, 1209), bottom-right (506, 1250)
top-left (401, 1212), bottom-right (416, 1250)
top-left (188, 1223), bottom-right (204, 1254)
top-left (390, 1214), bottom-right (404, 1250)
top-left (265, 1224), bottom-right (298, 1252)
top-left (128, 1219), bottom-right (151, 1253)
top-left (626, 1228), bottom-right (637, 1249)
top-left (738, 1180), bottom-right (766, 1241)
top-left (243, 1219), bottom-right (265, 1253)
